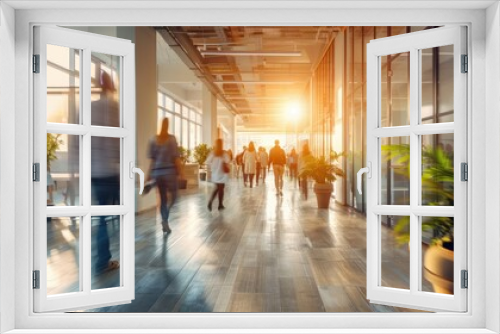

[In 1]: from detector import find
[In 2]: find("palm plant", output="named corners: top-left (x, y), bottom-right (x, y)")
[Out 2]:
top-left (299, 150), bottom-right (345, 183)
top-left (193, 143), bottom-right (212, 167)
top-left (47, 133), bottom-right (63, 171)
top-left (383, 144), bottom-right (454, 248)
top-left (178, 145), bottom-right (191, 164)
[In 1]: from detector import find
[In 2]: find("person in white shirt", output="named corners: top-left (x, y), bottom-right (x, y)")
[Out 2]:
top-left (243, 141), bottom-right (258, 188)
top-left (206, 138), bottom-right (231, 211)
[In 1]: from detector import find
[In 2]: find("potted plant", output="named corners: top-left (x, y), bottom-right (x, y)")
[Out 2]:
top-left (299, 150), bottom-right (344, 208)
top-left (47, 133), bottom-right (62, 207)
top-left (386, 145), bottom-right (455, 294)
top-left (177, 146), bottom-right (191, 189)
top-left (193, 143), bottom-right (211, 181)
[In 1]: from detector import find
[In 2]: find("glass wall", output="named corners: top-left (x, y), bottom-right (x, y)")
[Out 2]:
top-left (157, 91), bottom-right (202, 152)
top-left (309, 26), bottom-right (432, 213)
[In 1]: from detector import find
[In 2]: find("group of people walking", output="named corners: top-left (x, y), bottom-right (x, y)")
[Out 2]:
top-left (146, 118), bottom-right (316, 236)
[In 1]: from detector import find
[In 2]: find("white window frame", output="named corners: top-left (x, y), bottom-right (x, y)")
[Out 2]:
top-left (1, 2), bottom-right (498, 333)
top-left (33, 25), bottom-right (136, 312)
top-left (365, 26), bottom-right (467, 312)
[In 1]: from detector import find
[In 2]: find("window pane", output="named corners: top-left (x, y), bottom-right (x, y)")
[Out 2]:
top-left (182, 105), bottom-right (189, 118)
top-left (381, 137), bottom-right (410, 205)
top-left (421, 45), bottom-right (454, 124)
top-left (47, 133), bottom-right (80, 206)
top-left (189, 122), bottom-right (196, 150)
top-left (182, 118), bottom-right (188, 147)
top-left (47, 45), bottom-right (80, 124)
top-left (47, 217), bottom-right (80, 295)
top-left (380, 215), bottom-right (410, 290)
top-left (421, 134), bottom-right (454, 206)
top-left (157, 92), bottom-right (164, 107)
top-left (165, 96), bottom-right (174, 111)
top-left (91, 52), bottom-right (120, 127)
top-left (380, 52), bottom-right (410, 127)
top-left (197, 125), bottom-right (202, 147)
top-left (421, 217), bottom-right (454, 295)
top-left (91, 137), bottom-right (121, 205)
top-left (91, 215), bottom-right (121, 290)
top-left (174, 115), bottom-right (181, 139)
top-left (174, 102), bottom-right (181, 114)
top-left (190, 109), bottom-right (197, 122)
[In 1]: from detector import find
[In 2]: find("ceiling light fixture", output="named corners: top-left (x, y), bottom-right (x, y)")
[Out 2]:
top-left (214, 81), bottom-right (298, 85)
top-left (200, 50), bottom-right (302, 57)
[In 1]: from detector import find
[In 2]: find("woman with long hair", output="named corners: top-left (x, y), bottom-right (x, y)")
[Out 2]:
top-left (298, 142), bottom-right (314, 199)
top-left (147, 117), bottom-right (184, 233)
top-left (206, 138), bottom-right (230, 211)
top-left (243, 141), bottom-right (258, 188)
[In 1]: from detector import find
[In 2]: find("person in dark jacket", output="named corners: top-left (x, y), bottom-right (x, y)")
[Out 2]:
top-left (268, 140), bottom-right (287, 196)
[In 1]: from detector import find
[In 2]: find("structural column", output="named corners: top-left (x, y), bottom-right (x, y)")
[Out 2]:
top-left (202, 85), bottom-right (218, 146)
top-left (135, 27), bottom-right (157, 212)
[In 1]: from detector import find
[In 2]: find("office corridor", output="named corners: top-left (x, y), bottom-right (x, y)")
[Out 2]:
top-left (72, 176), bottom-right (422, 313)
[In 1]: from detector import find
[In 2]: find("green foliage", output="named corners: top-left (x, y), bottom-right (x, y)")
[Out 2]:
top-left (47, 133), bottom-right (63, 171)
top-left (193, 143), bottom-right (212, 166)
top-left (382, 144), bottom-right (454, 246)
top-left (178, 145), bottom-right (192, 164)
top-left (299, 150), bottom-right (345, 184)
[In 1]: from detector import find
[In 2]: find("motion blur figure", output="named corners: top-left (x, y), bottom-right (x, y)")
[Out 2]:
top-left (148, 117), bottom-right (184, 233)
top-left (91, 70), bottom-right (120, 274)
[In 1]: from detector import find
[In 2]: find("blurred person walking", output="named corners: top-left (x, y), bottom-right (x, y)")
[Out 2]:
top-left (289, 148), bottom-right (299, 181)
top-left (236, 146), bottom-right (246, 183)
top-left (91, 71), bottom-right (120, 274)
top-left (243, 141), bottom-right (258, 188)
top-left (298, 142), bottom-right (314, 199)
top-left (206, 138), bottom-right (231, 211)
top-left (255, 147), bottom-right (262, 186)
top-left (269, 140), bottom-right (287, 196)
top-left (147, 117), bottom-right (185, 234)
top-left (259, 147), bottom-right (269, 183)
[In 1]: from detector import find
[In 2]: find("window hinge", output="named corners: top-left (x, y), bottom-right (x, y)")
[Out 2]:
top-left (461, 162), bottom-right (468, 181)
top-left (33, 270), bottom-right (40, 289)
top-left (461, 54), bottom-right (468, 73)
top-left (33, 163), bottom-right (40, 182)
top-left (461, 270), bottom-right (468, 289)
top-left (33, 54), bottom-right (40, 73)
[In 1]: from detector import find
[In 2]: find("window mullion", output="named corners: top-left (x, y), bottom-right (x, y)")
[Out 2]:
top-left (409, 47), bottom-right (420, 294)
top-left (82, 48), bottom-right (92, 294)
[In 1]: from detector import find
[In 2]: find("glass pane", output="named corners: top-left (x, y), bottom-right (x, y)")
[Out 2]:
top-left (91, 137), bottom-right (121, 205)
top-left (174, 115), bottom-right (181, 139)
top-left (47, 217), bottom-right (80, 295)
top-left (91, 215), bottom-right (121, 290)
top-left (182, 118), bottom-right (188, 147)
top-left (91, 52), bottom-right (121, 127)
top-left (421, 217), bottom-right (454, 295)
top-left (380, 52), bottom-right (410, 127)
top-left (47, 134), bottom-right (80, 206)
top-left (165, 96), bottom-right (174, 111)
top-left (189, 122), bottom-right (196, 150)
top-left (181, 105), bottom-right (189, 118)
top-left (381, 137), bottom-right (410, 205)
top-left (381, 215), bottom-right (410, 290)
top-left (157, 92), bottom-right (164, 107)
top-left (421, 134), bottom-right (454, 206)
top-left (47, 45), bottom-right (80, 124)
top-left (421, 45), bottom-right (454, 124)
top-left (174, 102), bottom-right (181, 114)
top-left (197, 125), bottom-right (202, 147)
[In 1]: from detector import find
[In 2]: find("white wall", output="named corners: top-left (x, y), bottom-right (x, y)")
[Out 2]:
top-left (0, 2), bottom-right (16, 332)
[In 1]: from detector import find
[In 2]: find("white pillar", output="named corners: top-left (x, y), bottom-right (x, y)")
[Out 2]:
top-left (135, 27), bottom-right (157, 212)
top-left (202, 85), bottom-right (218, 146)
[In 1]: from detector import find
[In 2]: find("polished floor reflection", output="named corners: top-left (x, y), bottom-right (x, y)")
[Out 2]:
top-left (59, 176), bottom-right (424, 312)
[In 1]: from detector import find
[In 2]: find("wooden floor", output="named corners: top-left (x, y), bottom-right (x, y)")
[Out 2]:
top-left (57, 175), bottom-right (427, 313)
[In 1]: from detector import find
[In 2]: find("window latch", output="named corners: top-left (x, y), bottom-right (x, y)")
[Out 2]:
top-left (357, 162), bottom-right (372, 195)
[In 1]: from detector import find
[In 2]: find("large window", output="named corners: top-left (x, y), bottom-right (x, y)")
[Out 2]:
top-left (157, 91), bottom-right (202, 151)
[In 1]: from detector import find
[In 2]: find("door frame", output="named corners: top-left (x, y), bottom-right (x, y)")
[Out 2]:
top-left (1, 3), bottom-right (496, 333)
